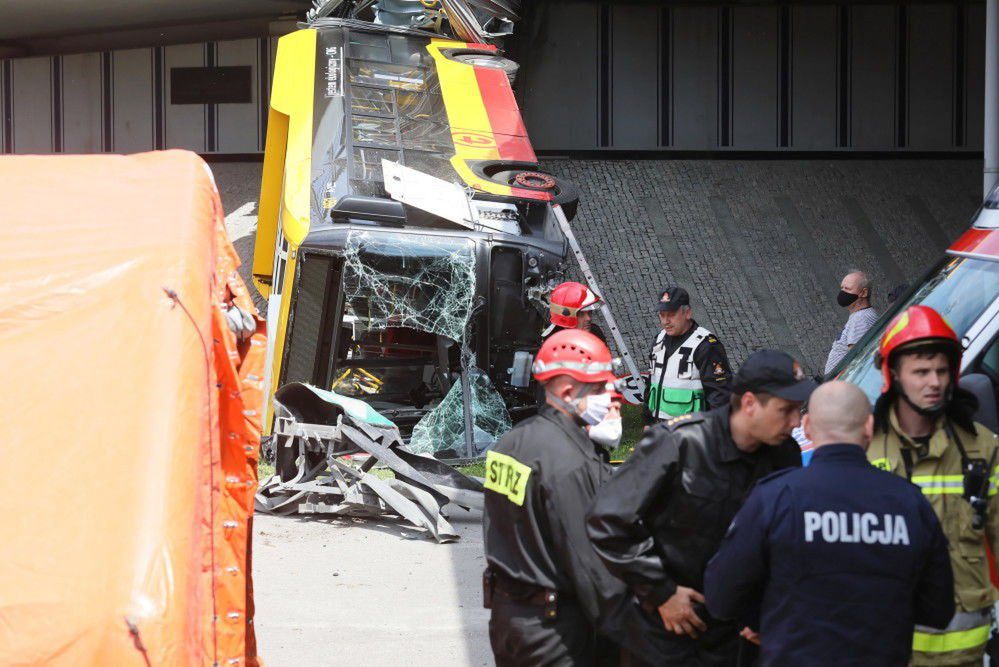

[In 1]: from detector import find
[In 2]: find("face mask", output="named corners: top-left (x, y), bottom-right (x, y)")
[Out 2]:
top-left (546, 386), bottom-right (609, 425)
top-left (589, 417), bottom-right (623, 450)
top-left (579, 391), bottom-right (612, 426)
top-left (837, 290), bottom-right (859, 308)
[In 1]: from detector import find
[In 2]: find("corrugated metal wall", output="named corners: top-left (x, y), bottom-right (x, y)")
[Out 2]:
top-left (0, 37), bottom-right (276, 155)
top-left (514, 1), bottom-right (987, 152)
top-left (0, 3), bottom-right (988, 156)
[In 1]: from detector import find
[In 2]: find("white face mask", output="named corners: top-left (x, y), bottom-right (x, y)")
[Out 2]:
top-left (589, 417), bottom-right (623, 450)
top-left (579, 391), bottom-right (612, 426)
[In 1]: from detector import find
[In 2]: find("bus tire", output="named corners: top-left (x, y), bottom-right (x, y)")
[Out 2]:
top-left (509, 170), bottom-right (579, 222)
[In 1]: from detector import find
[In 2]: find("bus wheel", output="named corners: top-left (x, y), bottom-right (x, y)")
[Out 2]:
top-left (510, 170), bottom-right (579, 221)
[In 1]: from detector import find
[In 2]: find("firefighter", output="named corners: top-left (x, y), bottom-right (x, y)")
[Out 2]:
top-left (587, 350), bottom-right (812, 666)
top-left (644, 286), bottom-right (731, 424)
top-left (868, 305), bottom-right (999, 666)
top-left (544, 281), bottom-right (608, 344)
top-left (703, 381), bottom-right (954, 665)
top-left (484, 329), bottom-right (654, 666)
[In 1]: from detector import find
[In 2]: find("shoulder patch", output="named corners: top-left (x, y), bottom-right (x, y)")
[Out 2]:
top-left (707, 336), bottom-right (718, 344)
top-left (869, 457), bottom-right (892, 472)
top-left (484, 450), bottom-right (533, 506)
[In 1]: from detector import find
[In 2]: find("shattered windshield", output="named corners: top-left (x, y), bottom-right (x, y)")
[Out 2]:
top-left (328, 229), bottom-right (512, 456)
top-left (341, 230), bottom-right (475, 341)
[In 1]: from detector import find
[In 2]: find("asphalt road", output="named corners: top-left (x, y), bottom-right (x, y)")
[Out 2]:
top-left (252, 510), bottom-right (491, 667)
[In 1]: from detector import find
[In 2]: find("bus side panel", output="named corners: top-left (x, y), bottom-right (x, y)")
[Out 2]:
top-left (257, 28), bottom-right (318, 434)
top-left (252, 107), bottom-right (289, 298)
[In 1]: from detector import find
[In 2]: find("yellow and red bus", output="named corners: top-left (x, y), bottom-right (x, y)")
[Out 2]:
top-left (253, 18), bottom-right (579, 461)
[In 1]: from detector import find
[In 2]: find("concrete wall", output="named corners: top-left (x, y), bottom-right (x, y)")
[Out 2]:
top-left (515, 1), bottom-right (987, 152)
top-left (0, 37), bottom-right (277, 154)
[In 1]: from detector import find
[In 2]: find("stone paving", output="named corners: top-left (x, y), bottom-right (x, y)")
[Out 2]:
top-left (214, 158), bottom-right (984, 377)
top-left (542, 159), bottom-right (984, 374)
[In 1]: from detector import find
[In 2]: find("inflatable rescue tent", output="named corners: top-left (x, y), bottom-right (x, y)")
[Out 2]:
top-left (0, 151), bottom-right (264, 665)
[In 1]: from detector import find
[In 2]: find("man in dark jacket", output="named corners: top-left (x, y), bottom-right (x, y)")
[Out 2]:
top-left (587, 350), bottom-right (814, 666)
top-left (704, 381), bottom-right (954, 666)
top-left (484, 329), bottom-right (665, 666)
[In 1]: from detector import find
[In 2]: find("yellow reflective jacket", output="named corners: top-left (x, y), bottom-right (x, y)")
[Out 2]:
top-left (869, 408), bottom-right (999, 612)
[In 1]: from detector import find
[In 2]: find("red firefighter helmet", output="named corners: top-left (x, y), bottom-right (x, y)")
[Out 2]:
top-left (875, 305), bottom-right (961, 393)
top-left (533, 329), bottom-right (617, 384)
top-left (549, 281), bottom-right (602, 328)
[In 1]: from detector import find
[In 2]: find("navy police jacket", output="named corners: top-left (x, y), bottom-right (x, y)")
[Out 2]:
top-left (704, 444), bottom-right (954, 666)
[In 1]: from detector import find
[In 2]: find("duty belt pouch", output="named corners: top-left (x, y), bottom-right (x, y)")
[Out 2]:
top-left (483, 570), bottom-right (495, 609)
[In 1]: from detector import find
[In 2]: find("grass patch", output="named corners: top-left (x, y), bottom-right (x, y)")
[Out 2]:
top-left (610, 403), bottom-right (645, 462)
top-left (457, 461), bottom-right (486, 477)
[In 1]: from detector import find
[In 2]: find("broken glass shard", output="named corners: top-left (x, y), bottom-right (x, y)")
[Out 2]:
top-left (409, 366), bottom-right (512, 456)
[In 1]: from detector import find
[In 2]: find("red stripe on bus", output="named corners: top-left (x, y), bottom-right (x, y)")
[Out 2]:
top-left (473, 66), bottom-right (535, 161)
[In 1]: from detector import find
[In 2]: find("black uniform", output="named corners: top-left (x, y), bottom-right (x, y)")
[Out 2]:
top-left (483, 405), bottom-right (666, 666)
top-left (586, 407), bottom-right (802, 665)
top-left (642, 321), bottom-right (731, 424)
top-left (704, 444), bottom-right (954, 666)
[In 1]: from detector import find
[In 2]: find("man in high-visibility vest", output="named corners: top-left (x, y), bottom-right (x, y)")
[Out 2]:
top-left (868, 305), bottom-right (999, 666)
top-left (644, 286), bottom-right (731, 423)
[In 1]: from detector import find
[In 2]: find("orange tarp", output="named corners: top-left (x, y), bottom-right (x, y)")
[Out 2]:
top-left (0, 151), bottom-right (263, 665)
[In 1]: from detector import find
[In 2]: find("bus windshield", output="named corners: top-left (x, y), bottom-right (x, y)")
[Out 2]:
top-left (835, 256), bottom-right (999, 401)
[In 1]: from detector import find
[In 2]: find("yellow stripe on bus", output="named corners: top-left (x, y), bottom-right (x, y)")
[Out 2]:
top-left (426, 39), bottom-right (514, 197)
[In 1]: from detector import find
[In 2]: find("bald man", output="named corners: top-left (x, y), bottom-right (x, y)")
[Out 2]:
top-left (703, 382), bottom-right (953, 666)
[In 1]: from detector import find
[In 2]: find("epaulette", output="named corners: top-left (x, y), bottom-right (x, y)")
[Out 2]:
top-left (663, 413), bottom-right (705, 431)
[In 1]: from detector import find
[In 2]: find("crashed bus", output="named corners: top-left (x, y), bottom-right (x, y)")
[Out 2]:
top-left (251, 8), bottom-right (592, 533)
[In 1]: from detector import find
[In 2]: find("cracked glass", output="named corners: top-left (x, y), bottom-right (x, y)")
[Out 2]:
top-left (409, 366), bottom-right (512, 456)
top-left (342, 230), bottom-right (475, 342)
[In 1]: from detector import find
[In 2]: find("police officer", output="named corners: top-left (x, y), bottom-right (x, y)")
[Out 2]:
top-left (644, 286), bottom-right (731, 424)
top-left (587, 350), bottom-right (813, 665)
top-left (483, 329), bottom-right (663, 666)
top-left (543, 281), bottom-right (608, 344)
top-left (868, 305), bottom-right (999, 666)
top-left (703, 381), bottom-right (954, 665)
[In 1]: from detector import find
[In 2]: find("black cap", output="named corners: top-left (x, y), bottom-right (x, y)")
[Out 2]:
top-left (656, 286), bottom-right (690, 312)
top-left (732, 350), bottom-right (817, 402)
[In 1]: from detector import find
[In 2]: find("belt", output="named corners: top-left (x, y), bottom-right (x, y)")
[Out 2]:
top-left (484, 569), bottom-right (569, 619)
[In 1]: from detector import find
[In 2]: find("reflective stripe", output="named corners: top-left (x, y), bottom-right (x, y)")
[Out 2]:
top-left (660, 378), bottom-right (703, 390)
top-left (911, 475), bottom-right (965, 495)
top-left (532, 359), bottom-right (614, 375)
top-left (913, 624), bottom-right (990, 653)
